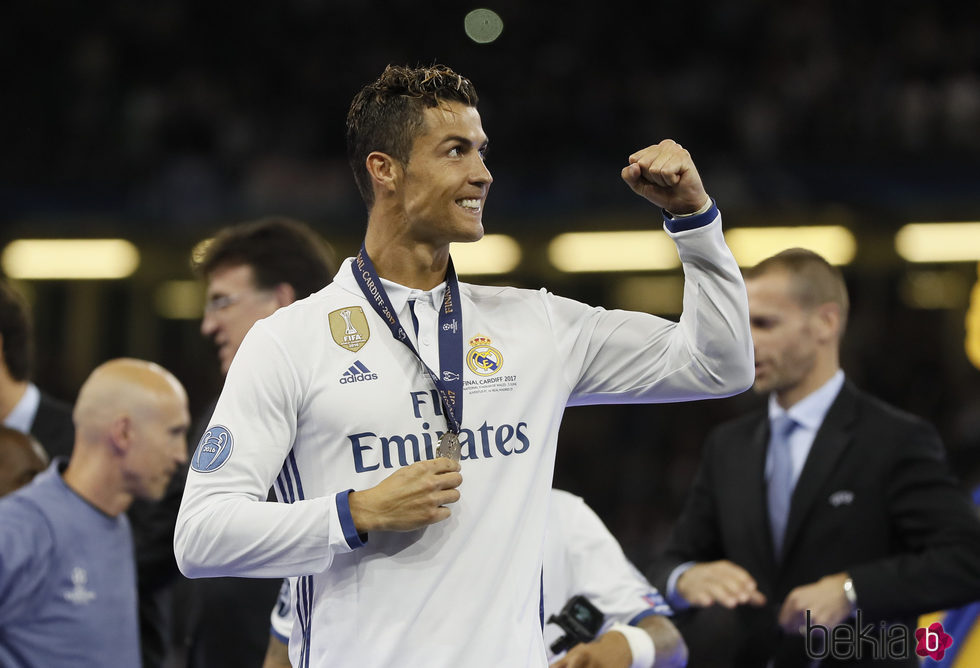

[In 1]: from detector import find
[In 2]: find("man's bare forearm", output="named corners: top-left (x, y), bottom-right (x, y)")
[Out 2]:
top-left (262, 634), bottom-right (291, 668)
top-left (638, 616), bottom-right (688, 668)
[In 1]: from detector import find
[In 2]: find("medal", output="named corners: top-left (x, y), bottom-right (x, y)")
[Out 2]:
top-left (437, 432), bottom-right (461, 462)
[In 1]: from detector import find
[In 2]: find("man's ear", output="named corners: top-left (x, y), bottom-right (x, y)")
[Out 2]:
top-left (366, 151), bottom-right (401, 196)
top-left (273, 282), bottom-right (296, 307)
top-left (814, 302), bottom-right (842, 344)
top-left (108, 415), bottom-right (134, 455)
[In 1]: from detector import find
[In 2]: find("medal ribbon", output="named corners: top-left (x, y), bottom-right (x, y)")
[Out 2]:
top-left (351, 245), bottom-right (463, 435)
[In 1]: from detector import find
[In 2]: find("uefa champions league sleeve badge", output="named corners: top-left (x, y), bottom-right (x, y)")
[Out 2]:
top-left (191, 425), bottom-right (234, 473)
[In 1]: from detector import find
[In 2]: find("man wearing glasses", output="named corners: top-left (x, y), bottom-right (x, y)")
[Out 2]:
top-left (198, 218), bottom-right (337, 376)
top-left (157, 217), bottom-right (336, 668)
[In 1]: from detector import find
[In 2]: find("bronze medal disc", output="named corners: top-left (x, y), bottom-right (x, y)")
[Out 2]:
top-left (437, 432), bottom-right (461, 462)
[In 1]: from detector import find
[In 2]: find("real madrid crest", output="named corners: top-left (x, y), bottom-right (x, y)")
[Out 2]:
top-left (466, 334), bottom-right (503, 376)
top-left (329, 306), bottom-right (371, 352)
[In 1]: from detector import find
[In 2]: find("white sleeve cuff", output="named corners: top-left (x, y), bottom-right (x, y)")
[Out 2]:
top-left (610, 622), bottom-right (655, 668)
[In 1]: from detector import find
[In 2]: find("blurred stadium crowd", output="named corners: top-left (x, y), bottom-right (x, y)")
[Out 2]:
top-left (2, 0), bottom-right (979, 229)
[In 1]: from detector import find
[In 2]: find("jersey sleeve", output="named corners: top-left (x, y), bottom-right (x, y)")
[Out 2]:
top-left (545, 210), bottom-right (754, 406)
top-left (0, 498), bottom-right (55, 625)
top-left (550, 491), bottom-right (671, 632)
top-left (174, 322), bottom-right (363, 579)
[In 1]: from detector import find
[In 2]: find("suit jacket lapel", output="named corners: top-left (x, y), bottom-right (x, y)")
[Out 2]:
top-left (780, 381), bottom-right (858, 561)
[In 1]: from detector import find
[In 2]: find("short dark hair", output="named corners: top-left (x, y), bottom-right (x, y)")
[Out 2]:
top-left (193, 217), bottom-right (337, 300)
top-left (745, 248), bottom-right (850, 336)
top-left (0, 281), bottom-right (33, 382)
top-left (346, 64), bottom-right (480, 209)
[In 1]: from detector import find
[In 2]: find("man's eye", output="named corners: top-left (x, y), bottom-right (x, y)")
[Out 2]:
top-left (448, 147), bottom-right (461, 158)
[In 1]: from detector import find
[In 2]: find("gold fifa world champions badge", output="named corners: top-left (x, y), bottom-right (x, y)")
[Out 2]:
top-left (329, 307), bottom-right (371, 352)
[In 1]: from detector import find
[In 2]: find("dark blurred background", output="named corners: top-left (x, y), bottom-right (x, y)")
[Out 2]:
top-left (2, 0), bottom-right (979, 569)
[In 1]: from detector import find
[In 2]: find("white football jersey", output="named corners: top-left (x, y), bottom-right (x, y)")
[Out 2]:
top-left (542, 490), bottom-right (672, 661)
top-left (175, 211), bottom-right (752, 667)
top-left (271, 489), bottom-right (672, 662)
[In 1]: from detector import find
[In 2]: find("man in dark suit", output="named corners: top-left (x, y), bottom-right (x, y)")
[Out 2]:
top-left (165, 217), bottom-right (337, 668)
top-left (0, 280), bottom-right (74, 459)
top-left (30, 393), bottom-right (74, 458)
top-left (652, 248), bottom-right (980, 667)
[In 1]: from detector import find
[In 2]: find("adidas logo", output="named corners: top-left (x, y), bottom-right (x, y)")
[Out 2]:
top-left (339, 360), bottom-right (379, 384)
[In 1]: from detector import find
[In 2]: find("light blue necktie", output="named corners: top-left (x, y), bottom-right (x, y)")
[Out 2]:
top-left (767, 414), bottom-right (798, 558)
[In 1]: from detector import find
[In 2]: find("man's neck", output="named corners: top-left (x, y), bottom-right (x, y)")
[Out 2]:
top-left (775, 360), bottom-right (841, 410)
top-left (364, 227), bottom-right (450, 291)
top-left (0, 378), bottom-right (29, 422)
top-left (62, 451), bottom-right (131, 517)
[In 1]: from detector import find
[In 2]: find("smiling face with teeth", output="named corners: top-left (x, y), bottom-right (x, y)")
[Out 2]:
top-left (395, 100), bottom-right (492, 247)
